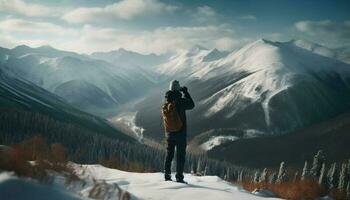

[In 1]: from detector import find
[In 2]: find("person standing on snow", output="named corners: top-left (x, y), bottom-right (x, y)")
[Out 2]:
top-left (162, 80), bottom-right (195, 183)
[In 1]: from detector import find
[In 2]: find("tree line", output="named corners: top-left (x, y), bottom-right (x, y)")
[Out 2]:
top-left (0, 109), bottom-right (245, 176)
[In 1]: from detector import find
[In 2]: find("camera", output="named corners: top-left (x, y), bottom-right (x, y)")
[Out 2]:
top-left (179, 86), bottom-right (188, 93)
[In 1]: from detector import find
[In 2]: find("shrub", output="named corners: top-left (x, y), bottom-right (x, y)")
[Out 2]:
top-left (239, 180), bottom-right (328, 200)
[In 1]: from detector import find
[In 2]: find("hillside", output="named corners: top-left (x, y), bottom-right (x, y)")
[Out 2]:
top-left (208, 110), bottom-right (350, 168)
top-left (74, 164), bottom-right (281, 200)
top-left (0, 164), bottom-right (282, 200)
top-left (0, 68), bottom-right (133, 142)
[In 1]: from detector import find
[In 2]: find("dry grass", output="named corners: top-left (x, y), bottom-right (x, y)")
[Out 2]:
top-left (0, 135), bottom-right (79, 183)
top-left (239, 180), bottom-right (332, 200)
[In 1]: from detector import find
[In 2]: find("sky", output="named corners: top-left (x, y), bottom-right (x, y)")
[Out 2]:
top-left (0, 0), bottom-right (349, 54)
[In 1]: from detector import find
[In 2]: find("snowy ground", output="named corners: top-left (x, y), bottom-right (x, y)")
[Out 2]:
top-left (0, 172), bottom-right (81, 200)
top-left (76, 164), bottom-right (282, 200)
top-left (0, 164), bottom-right (283, 200)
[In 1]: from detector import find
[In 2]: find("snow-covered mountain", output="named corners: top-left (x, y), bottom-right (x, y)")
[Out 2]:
top-left (91, 48), bottom-right (168, 68)
top-left (0, 67), bottom-right (133, 141)
top-left (334, 45), bottom-right (350, 64)
top-left (289, 39), bottom-right (336, 58)
top-left (155, 46), bottom-right (226, 79)
top-left (136, 39), bottom-right (350, 142)
top-left (208, 109), bottom-right (350, 168)
top-left (0, 45), bottom-right (157, 116)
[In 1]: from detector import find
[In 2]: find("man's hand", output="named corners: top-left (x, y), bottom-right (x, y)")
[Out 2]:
top-left (180, 86), bottom-right (188, 93)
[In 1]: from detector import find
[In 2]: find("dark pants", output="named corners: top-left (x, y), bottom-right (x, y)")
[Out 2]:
top-left (164, 134), bottom-right (187, 181)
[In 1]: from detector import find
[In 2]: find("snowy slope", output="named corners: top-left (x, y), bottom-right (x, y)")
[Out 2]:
top-left (196, 39), bottom-right (350, 117)
top-left (289, 39), bottom-right (336, 58)
top-left (0, 173), bottom-right (82, 200)
top-left (156, 46), bottom-right (223, 79)
top-left (75, 164), bottom-right (281, 200)
top-left (0, 165), bottom-right (282, 200)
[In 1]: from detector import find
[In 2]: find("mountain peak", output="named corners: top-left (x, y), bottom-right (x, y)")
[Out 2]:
top-left (13, 44), bottom-right (31, 50)
top-left (38, 45), bottom-right (56, 50)
top-left (203, 48), bottom-right (229, 62)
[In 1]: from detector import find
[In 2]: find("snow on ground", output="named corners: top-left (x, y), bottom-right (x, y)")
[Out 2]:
top-left (0, 172), bottom-right (82, 200)
top-left (75, 164), bottom-right (282, 200)
top-left (200, 136), bottom-right (239, 150)
top-left (0, 164), bottom-right (282, 200)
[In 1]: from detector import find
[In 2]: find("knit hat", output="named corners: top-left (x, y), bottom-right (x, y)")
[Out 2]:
top-left (169, 80), bottom-right (181, 91)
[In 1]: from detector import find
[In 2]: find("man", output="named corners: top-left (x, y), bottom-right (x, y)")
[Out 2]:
top-left (163, 80), bottom-right (195, 183)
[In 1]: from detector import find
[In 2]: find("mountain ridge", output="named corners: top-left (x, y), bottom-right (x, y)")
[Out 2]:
top-left (136, 38), bottom-right (350, 141)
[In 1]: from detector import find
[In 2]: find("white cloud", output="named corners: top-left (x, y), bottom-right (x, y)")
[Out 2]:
top-left (62, 0), bottom-right (178, 23)
top-left (0, 18), bottom-right (241, 54)
top-left (239, 15), bottom-right (256, 20)
top-left (191, 5), bottom-right (220, 25)
top-left (194, 5), bottom-right (217, 22)
top-left (0, 31), bottom-right (51, 48)
top-left (0, 18), bottom-right (78, 36)
top-left (59, 24), bottom-right (238, 54)
top-left (295, 20), bottom-right (350, 46)
top-left (0, 0), bottom-right (53, 17)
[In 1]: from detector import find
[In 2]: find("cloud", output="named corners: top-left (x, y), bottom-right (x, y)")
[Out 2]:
top-left (0, 0), bottom-right (53, 17)
top-left (295, 20), bottom-right (350, 46)
top-left (0, 18), bottom-right (241, 54)
top-left (193, 5), bottom-right (217, 23)
top-left (0, 18), bottom-right (78, 36)
top-left (60, 24), bottom-right (238, 54)
top-left (239, 15), bottom-right (256, 20)
top-left (0, 31), bottom-right (52, 48)
top-left (62, 0), bottom-right (178, 23)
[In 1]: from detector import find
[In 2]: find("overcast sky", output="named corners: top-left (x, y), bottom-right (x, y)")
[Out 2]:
top-left (0, 0), bottom-right (349, 54)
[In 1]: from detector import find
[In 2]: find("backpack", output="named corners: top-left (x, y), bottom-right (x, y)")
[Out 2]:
top-left (162, 101), bottom-right (183, 132)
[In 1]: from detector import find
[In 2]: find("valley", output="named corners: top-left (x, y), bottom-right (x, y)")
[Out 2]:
top-left (1, 38), bottom-right (350, 168)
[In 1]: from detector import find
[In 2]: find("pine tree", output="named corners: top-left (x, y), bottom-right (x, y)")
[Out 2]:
top-left (253, 171), bottom-right (260, 183)
top-left (301, 161), bottom-right (309, 181)
top-left (225, 167), bottom-right (231, 180)
top-left (347, 159), bottom-right (350, 186)
top-left (238, 170), bottom-right (244, 182)
top-left (339, 163), bottom-right (347, 191)
top-left (277, 162), bottom-right (288, 184)
top-left (260, 168), bottom-right (268, 183)
top-left (327, 163), bottom-right (337, 189)
top-left (268, 172), bottom-right (277, 184)
top-left (311, 150), bottom-right (325, 180)
top-left (318, 163), bottom-right (326, 185)
top-left (196, 158), bottom-right (202, 175)
top-left (293, 171), bottom-right (299, 182)
top-left (203, 165), bottom-right (208, 176)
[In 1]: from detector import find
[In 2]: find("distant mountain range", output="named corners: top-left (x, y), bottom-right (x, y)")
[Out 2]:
top-left (207, 109), bottom-right (350, 168)
top-left (91, 48), bottom-right (168, 68)
top-left (1, 39), bottom-right (350, 167)
top-left (0, 45), bottom-right (160, 116)
top-left (136, 39), bottom-right (350, 144)
top-left (0, 67), bottom-right (133, 142)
